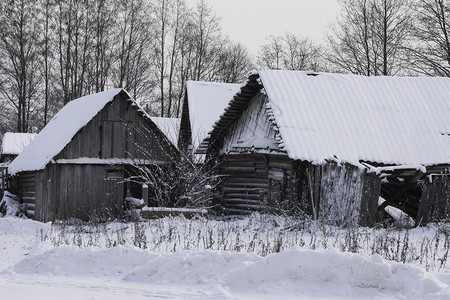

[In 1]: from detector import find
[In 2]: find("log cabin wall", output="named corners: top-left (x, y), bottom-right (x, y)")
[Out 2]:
top-left (217, 153), bottom-right (303, 214)
top-left (18, 171), bottom-right (36, 219)
top-left (217, 154), bottom-right (380, 226)
top-left (214, 91), bottom-right (301, 214)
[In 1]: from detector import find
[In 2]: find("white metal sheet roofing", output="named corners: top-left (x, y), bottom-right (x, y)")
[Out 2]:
top-left (257, 70), bottom-right (450, 166)
top-left (186, 81), bottom-right (241, 151)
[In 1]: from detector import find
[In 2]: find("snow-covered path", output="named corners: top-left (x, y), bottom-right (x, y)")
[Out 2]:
top-left (0, 274), bottom-right (227, 300)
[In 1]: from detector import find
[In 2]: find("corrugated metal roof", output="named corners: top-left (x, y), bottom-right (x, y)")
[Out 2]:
top-left (257, 70), bottom-right (450, 166)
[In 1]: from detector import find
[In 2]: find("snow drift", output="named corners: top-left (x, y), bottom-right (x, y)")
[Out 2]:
top-left (8, 246), bottom-right (449, 299)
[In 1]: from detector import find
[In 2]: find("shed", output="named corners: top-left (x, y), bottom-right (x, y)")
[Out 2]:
top-left (178, 81), bottom-right (241, 161)
top-left (1, 132), bottom-right (36, 163)
top-left (8, 89), bottom-right (178, 221)
top-left (200, 71), bottom-right (450, 226)
top-left (1, 132), bottom-right (36, 197)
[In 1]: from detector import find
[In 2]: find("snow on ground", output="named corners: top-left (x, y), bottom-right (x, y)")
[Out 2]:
top-left (0, 215), bottom-right (449, 299)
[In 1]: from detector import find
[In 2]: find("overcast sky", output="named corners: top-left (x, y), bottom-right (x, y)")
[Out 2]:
top-left (185, 0), bottom-right (341, 55)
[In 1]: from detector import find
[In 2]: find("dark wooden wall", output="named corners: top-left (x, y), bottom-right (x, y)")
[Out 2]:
top-left (55, 93), bottom-right (176, 162)
top-left (178, 95), bottom-right (192, 151)
top-left (34, 164), bottom-right (125, 222)
top-left (18, 171), bottom-right (36, 218)
top-left (217, 154), bottom-right (302, 214)
top-left (21, 92), bottom-right (177, 222)
top-left (417, 174), bottom-right (450, 224)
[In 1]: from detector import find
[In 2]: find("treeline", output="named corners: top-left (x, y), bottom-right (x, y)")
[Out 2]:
top-left (0, 0), bottom-right (253, 133)
top-left (0, 0), bottom-right (448, 134)
top-left (257, 0), bottom-right (449, 77)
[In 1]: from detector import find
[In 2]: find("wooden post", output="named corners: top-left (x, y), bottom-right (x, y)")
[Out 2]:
top-left (142, 183), bottom-right (149, 207)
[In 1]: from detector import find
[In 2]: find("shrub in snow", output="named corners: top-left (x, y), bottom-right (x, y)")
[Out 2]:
top-left (30, 213), bottom-right (449, 271)
top-left (128, 148), bottom-right (221, 210)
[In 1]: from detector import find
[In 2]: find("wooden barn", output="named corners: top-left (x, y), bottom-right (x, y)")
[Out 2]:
top-left (178, 81), bottom-right (241, 161)
top-left (8, 89), bottom-right (178, 222)
top-left (199, 70), bottom-right (450, 226)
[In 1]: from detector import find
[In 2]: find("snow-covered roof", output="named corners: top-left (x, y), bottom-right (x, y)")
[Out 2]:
top-left (8, 89), bottom-right (126, 174)
top-left (150, 117), bottom-right (181, 147)
top-left (185, 81), bottom-right (241, 150)
top-left (1, 132), bottom-right (37, 155)
top-left (207, 70), bottom-right (450, 167)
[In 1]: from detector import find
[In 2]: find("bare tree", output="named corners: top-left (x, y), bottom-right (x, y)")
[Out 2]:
top-left (55, 0), bottom-right (91, 103)
top-left (372, 0), bottom-right (412, 75)
top-left (327, 0), bottom-right (411, 76)
top-left (91, 0), bottom-right (115, 93)
top-left (215, 41), bottom-right (253, 83)
top-left (257, 34), bottom-right (323, 71)
top-left (153, 0), bottom-right (171, 117)
top-left (174, 13), bottom-right (196, 117)
top-left (191, 0), bottom-right (223, 81)
top-left (257, 36), bottom-right (284, 70)
top-left (113, 0), bottom-right (156, 104)
top-left (42, 0), bottom-right (52, 126)
top-left (0, 0), bottom-right (43, 132)
top-left (0, 0), bottom-right (255, 130)
top-left (409, 0), bottom-right (450, 76)
top-left (166, 0), bottom-right (190, 117)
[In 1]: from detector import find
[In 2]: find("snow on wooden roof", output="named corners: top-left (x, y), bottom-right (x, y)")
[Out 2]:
top-left (1, 132), bottom-right (37, 155)
top-left (207, 70), bottom-right (450, 167)
top-left (186, 81), bottom-right (241, 151)
top-left (150, 117), bottom-right (181, 147)
top-left (8, 89), bottom-right (126, 174)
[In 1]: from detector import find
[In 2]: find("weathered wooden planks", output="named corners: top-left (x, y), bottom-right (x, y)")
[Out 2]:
top-left (19, 92), bottom-right (176, 222)
top-left (417, 174), bottom-right (450, 224)
top-left (308, 163), bottom-right (381, 226)
top-left (55, 93), bottom-right (176, 162)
